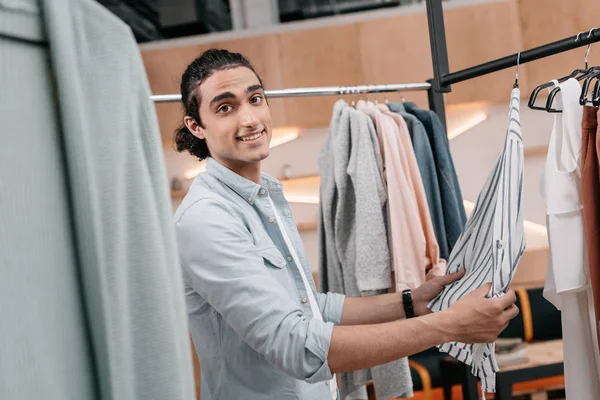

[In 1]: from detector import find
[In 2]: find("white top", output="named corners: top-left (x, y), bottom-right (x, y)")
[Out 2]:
top-left (268, 196), bottom-right (339, 400)
top-left (428, 88), bottom-right (526, 395)
top-left (541, 78), bottom-right (600, 399)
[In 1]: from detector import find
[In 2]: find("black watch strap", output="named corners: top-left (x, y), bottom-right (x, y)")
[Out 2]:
top-left (402, 289), bottom-right (415, 318)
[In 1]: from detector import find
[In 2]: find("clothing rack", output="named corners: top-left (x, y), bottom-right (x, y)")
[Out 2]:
top-left (151, 82), bottom-right (431, 103)
top-left (425, 0), bottom-right (600, 123)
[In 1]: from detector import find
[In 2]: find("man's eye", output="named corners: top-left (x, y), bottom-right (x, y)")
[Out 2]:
top-left (218, 105), bottom-right (232, 113)
top-left (251, 95), bottom-right (263, 104)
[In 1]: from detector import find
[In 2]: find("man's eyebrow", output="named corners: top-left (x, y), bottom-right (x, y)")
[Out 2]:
top-left (246, 84), bottom-right (264, 93)
top-left (209, 92), bottom-right (236, 107)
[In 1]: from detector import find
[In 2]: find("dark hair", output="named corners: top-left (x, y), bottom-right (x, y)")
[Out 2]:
top-left (174, 48), bottom-right (264, 160)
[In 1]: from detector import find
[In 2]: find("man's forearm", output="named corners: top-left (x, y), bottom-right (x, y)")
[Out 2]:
top-left (340, 293), bottom-right (405, 325)
top-left (328, 310), bottom-right (453, 373)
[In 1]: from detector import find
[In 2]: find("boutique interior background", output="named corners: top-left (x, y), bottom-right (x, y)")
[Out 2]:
top-left (142, 0), bottom-right (600, 289)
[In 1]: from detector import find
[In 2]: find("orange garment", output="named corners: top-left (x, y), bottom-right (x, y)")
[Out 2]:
top-left (356, 101), bottom-right (442, 291)
top-left (581, 106), bottom-right (600, 354)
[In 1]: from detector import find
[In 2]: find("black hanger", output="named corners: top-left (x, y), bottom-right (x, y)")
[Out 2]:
top-left (543, 29), bottom-right (598, 112)
top-left (528, 80), bottom-right (562, 111)
top-left (592, 78), bottom-right (600, 106)
top-left (578, 68), bottom-right (600, 105)
top-left (546, 67), bottom-right (600, 112)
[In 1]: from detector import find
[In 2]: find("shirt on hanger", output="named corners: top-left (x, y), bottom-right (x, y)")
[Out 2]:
top-left (375, 103), bottom-right (445, 287)
top-left (581, 106), bottom-right (600, 358)
top-left (403, 102), bottom-right (468, 258)
top-left (541, 79), bottom-right (600, 400)
top-left (320, 101), bottom-right (411, 400)
top-left (428, 88), bottom-right (525, 395)
top-left (387, 102), bottom-right (448, 259)
top-left (318, 100), bottom-right (349, 294)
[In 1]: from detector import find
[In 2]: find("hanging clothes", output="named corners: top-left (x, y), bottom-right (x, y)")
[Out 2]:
top-left (428, 88), bottom-right (525, 395)
top-left (581, 106), bottom-right (600, 356)
top-left (318, 100), bottom-right (349, 294)
top-left (387, 103), bottom-right (448, 260)
top-left (0, 2), bottom-right (96, 398)
top-left (320, 100), bottom-right (412, 400)
top-left (540, 79), bottom-right (600, 400)
top-left (320, 100), bottom-right (392, 295)
top-left (375, 103), bottom-right (445, 285)
top-left (403, 102), bottom-right (467, 257)
top-left (0, 1), bottom-right (196, 399)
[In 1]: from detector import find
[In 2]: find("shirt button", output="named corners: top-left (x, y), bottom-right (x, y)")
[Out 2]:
top-left (287, 256), bottom-right (292, 262)
top-left (268, 216), bottom-right (275, 223)
top-left (325, 381), bottom-right (330, 386)
top-left (277, 257), bottom-right (283, 263)
top-left (247, 197), bottom-right (252, 202)
top-left (259, 188), bottom-right (266, 195)
top-left (301, 297), bottom-right (308, 303)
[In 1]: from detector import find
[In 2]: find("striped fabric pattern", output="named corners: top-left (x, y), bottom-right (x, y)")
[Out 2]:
top-left (428, 88), bottom-right (526, 394)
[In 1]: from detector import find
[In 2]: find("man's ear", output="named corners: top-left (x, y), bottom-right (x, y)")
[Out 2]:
top-left (184, 116), bottom-right (205, 140)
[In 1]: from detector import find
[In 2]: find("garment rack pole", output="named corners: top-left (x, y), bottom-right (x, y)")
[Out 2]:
top-left (425, 0), bottom-right (450, 130)
top-left (426, 0), bottom-right (600, 88)
top-left (150, 82), bottom-right (432, 103)
top-left (442, 30), bottom-right (600, 86)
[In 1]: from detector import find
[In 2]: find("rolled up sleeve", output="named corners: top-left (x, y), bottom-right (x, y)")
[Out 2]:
top-left (176, 198), bottom-right (335, 383)
top-left (316, 292), bottom-right (345, 325)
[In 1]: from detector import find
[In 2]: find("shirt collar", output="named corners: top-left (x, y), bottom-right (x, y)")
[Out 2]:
top-left (205, 157), bottom-right (283, 204)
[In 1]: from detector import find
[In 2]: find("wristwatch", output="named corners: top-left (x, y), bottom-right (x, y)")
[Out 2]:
top-left (402, 289), bottom-right (415, 318)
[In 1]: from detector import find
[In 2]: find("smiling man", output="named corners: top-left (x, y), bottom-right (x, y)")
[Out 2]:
top-left (173, 49), bottom-right (519, 400)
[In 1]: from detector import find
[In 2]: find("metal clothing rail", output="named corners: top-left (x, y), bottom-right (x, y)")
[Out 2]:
top-left (150, 82), bottom-right (432, 103)
top-left (443, 31), bottom-right (600, 87)
top-left (425, 0), bottom-right (600, 91)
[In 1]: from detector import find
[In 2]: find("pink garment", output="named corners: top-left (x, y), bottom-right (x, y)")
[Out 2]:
top-left (378, 104), bottom-right (445, 282)
top-left (357, 101), bottom-right (443, 291)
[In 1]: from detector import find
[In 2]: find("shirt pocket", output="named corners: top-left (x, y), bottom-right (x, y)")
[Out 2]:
top-left (259, 246), bottom-right (294, 290)
top-left (259, 246), bottom-right (286, 269)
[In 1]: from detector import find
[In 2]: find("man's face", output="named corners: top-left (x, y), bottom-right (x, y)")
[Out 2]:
top-left (195, 67), bottom-right (272, 170)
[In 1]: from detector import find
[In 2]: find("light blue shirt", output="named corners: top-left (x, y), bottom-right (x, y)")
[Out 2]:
top-left (174, 157), bottom-right (345, 400)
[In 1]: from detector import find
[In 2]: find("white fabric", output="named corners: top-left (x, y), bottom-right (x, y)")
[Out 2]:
top-left (428, 88), bottom-right (525, 395)
top-left (269, 196), bottom-right (338, 399)
top-left (541, 78), bottom-right (600, 399)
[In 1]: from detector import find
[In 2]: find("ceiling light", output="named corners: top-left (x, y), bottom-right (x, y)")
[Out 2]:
top-left (271, 127), bottom-right (300, 148)
top-left (447, 112), bottom-right (488, 140)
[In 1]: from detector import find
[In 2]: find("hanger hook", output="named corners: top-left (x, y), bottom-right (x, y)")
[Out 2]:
top-left (514, 51), bottom-right (521, 88)
top-left (584, 28), bottom-right (597, 69)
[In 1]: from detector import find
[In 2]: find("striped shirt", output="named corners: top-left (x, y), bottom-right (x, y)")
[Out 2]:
top-left (428, 88), bottom-right (526, 394)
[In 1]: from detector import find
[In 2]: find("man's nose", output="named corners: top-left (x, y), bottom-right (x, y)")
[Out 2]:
top-left (240, 105), bottom-right (260, 127)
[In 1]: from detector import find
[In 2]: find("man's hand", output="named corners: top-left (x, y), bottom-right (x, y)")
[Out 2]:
top-left (412, 269), bottom-right (465, 317)
top-left (444, 284), bottom-right (520, 343)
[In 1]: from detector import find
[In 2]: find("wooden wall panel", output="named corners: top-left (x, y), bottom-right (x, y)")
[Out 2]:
top-left (358, 12), bottom-right (431, 108)
top-left (277, 24), bottom-right (364, 127)
top-left (444, 1), bottom-right (527, 105)
top-left (142, 43), bottom-right (215, 95)
top-left (518, 0), bottom-right (600, 90)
